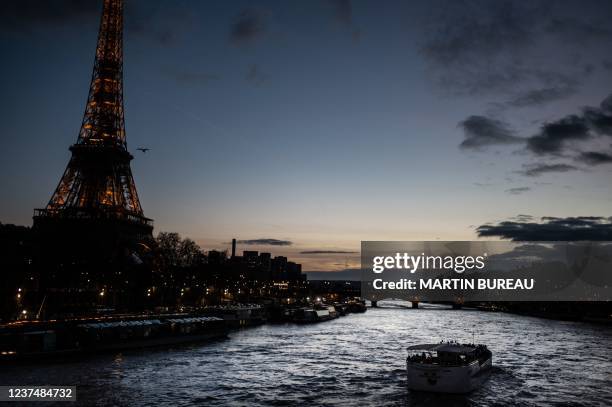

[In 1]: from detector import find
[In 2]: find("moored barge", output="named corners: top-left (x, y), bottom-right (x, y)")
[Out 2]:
top-left (292, 305), bottom-right (339, 323)
top-left (0, 314), bottom-right (228, 361)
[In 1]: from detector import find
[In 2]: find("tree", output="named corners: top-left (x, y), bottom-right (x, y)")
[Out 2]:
top-left (179, 238), bottom-right (205, 267)
top-left (156, 232), bottom-right (204, 268)
top-left (156, 232), bottom-right (181, 267)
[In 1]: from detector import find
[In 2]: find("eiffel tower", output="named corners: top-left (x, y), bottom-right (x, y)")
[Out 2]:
top-left (33, 0), bottom-right (153, 264)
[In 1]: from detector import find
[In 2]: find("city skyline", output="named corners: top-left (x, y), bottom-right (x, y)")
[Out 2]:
top-left (1, 0), bottom-right (612, 272)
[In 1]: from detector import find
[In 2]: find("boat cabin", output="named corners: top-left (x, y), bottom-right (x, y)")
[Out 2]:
top-left (407, 342), bottom-right (489, 366)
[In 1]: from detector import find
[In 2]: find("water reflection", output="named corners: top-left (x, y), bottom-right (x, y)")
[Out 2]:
top-left (1, 302), bottom-right (610, 406)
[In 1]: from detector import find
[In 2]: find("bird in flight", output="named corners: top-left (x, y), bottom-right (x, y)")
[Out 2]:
top-left (136, 147), bottom-right (150, 153)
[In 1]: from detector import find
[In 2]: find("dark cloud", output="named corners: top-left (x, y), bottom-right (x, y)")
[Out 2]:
top-left (124, 5), bottom-right (186, 46)
top-left (328, 0), bottom-right (352, 25)
top-left (0, 0), bottom-right (99, 30)
top-left (506, 86), bottom-right (577, 108)
top-left (327, 0), bottom-right (362, 43)
top-left (419, 2), bottom-right (540, 95)
top-left (421, 2), bottom-right (532, 67)
top-left (577, 151), bottom-right (612, 166)
top-left (518, 163), bottom-right (578, 177)
top-left (230, 9), bottom-right (266, 45)
top-left (0, 0), bottom-right (185, 45)
top-left (522, 93), bottom-right (612, 158)
top-left (526, 115), bottom-right (590, 155)
top-left (602, 94), bottom-right (612, 112)
top-left (477, 216), bottom-right (612, 241)
top-left (300, 250), bottom-right (358, 254)
top-left (237, 239), bottom-right (292, 246)
top-left (545, 17), bottom-right (612, 43)
top-left (245, 64), bottom-right (269, 86)
top-left (458, 115), bottom-right (523, 150)
top-left (464, 94), bottom-right (612, 176)
top-left (505, 187), bottom-right (530, 195)
top-left (583, 105), bottom-right (612, 136)
top-left (419, 1), bottom-right (611, 98)
top-left (583, 109), bottom-right (612, 136)
top-left (511, 214), bottom-right (535, 222)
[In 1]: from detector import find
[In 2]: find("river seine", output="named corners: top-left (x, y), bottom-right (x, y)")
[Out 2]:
top-left (1, 303), bottom-right (610, 406)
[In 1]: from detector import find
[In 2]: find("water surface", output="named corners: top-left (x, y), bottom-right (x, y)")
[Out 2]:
top-left (2, 304), bottom-right (610, 406)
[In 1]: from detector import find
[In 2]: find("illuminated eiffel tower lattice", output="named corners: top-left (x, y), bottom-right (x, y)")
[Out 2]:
top-left (34, 0), bottom-right (153, 250)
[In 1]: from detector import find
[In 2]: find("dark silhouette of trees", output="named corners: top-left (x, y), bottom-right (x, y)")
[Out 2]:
top-left (156, 232), bottom-right (205, 268)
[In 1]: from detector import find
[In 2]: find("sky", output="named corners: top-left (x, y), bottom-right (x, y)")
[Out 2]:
top-left (1, 0), bottom-right (612, 272)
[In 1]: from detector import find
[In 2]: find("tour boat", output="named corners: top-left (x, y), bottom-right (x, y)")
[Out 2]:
top-left (406, 341), bottom-right (492, 393)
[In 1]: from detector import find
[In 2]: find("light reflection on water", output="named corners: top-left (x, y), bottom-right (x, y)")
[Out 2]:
top-left (1, 303), bottom-right (611, 406)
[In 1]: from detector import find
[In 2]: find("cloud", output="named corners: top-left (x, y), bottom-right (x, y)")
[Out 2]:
top-left (463, 93), bottom-right (612, 177)
top-left (505, 86), bottom-right (577, 108)
top-left (300, 250), bottom-right (358, 254)
top-left (124, 5), bottom-right (188, 46)
top-left (328, 0), bottom-right (352, 25)
top-left (521, 93), bottom-right (612, 157)
top-left (584, 108), bottom-right (612, 136)
top-left (545, 17), bottom-right (612, 43)
top-left (602, 94), bottom-right (612, 112)
top-left (577, 151), bottom-right (612, 166)
top-left (230, 9), bottom-right (266, 45)
top-left (462, 93), bottom-right (612, 178)
top-left (421, 2), bottom-right (532, 66)
top-left (327, 0), bottom-right (362, 43)
top-left (245, 64), bottom-right (269, 86)
top-left (237, 239), bottom-right (292, 246)
top-left (511, 214), bottom-right (535, 222)
top-left (0, 0), bottom-right (187, 45)
top-left (458, 115), bottom-right (523, 150)
top-left (419, 2), bottom-right (541, 95)
top-left (526, 115), bottom-right (590, 155)
top-left (583, 95), bottom-right (612, 135)
top-left (517, 163), bottom-right (578, 177)
top-left (476, 216), bottom-right (612, 241)
top-left (505, 187), bottom-right (530, 195)
top-left (0, 0), bottom-right (99, 30)
top-left (419, 1), bottom-right (611, 98)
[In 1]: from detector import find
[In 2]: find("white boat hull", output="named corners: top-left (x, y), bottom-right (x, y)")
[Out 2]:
top-left (407, 357), bottom-right (492, 393)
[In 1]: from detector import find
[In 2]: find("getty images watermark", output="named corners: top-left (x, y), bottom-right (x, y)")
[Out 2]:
top-left (361, 241), bottom-right (612, 302)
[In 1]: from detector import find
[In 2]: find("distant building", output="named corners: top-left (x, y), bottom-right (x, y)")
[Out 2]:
top-left (259, 252), bottom-right (271, 272)
top-left (286, 262), bottom-right (302, 280)
top-left (271, 256), bottom-right (288, 280)
top-left (253, 252), bottom-right (271, 280)
top-left (207, 250), bottom-right (227, 265)
top-left (243, 251), bottom-right (259, 265)
top-left (217, 241), bottom-right (303, 281)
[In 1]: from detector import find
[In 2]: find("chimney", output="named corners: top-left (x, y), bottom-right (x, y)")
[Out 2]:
top-left (231, 238), bottom-right (236, 258)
